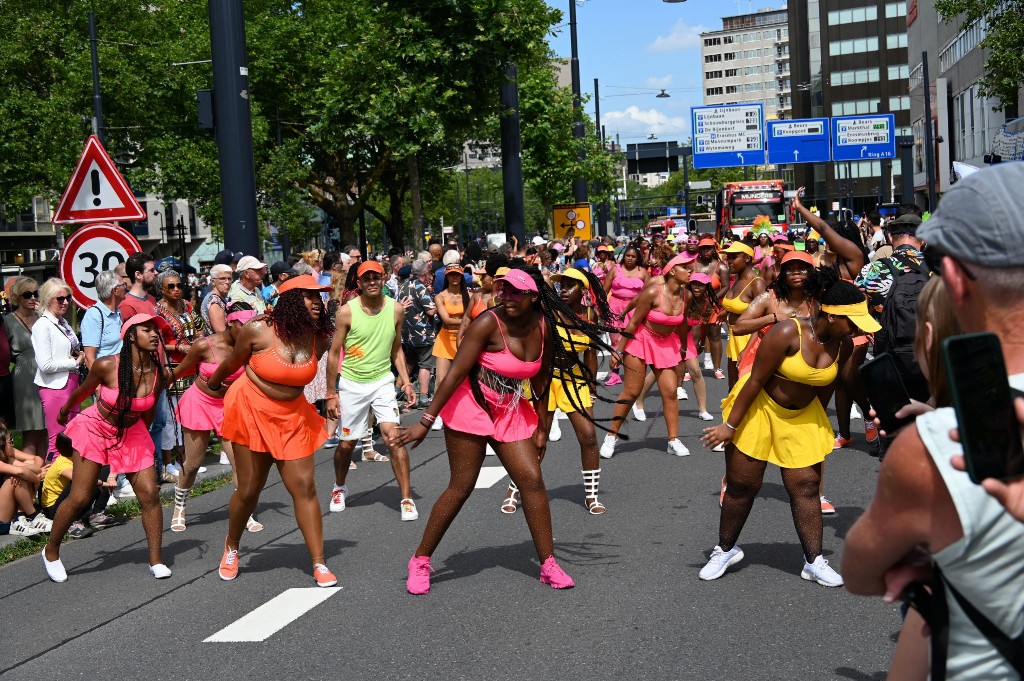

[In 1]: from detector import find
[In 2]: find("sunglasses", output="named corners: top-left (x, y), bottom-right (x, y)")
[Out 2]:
top-left (55, 296), bottom-right (70, 304)
top-left (923, 246), bottom-right (976, 281)
top-left (21, 290), bottom-right (39, 299)
top-left (164, 283), bottom-right (183, 290)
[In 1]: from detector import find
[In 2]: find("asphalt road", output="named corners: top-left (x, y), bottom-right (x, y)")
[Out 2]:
top-left (0, 366), bottom-right (896, 681)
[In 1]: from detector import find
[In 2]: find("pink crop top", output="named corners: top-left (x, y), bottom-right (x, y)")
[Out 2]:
top-left (645, 286), bottom-right (685, 327)
top-left (198, 337), bottom-right (244, 385)
top-left (478, 310), bottom-right (545, 380)
top-left (610, 265), bottom-right (645, 300)
top-left (98, 383), bottom-right (155, 414)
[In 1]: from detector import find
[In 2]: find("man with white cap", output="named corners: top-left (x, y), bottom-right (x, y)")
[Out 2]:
top-left (227, 256), bottom-right (268, 313)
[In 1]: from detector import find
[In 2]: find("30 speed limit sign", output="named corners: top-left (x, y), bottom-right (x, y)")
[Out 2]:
top-left (60, 223), bottom-right (142, 308)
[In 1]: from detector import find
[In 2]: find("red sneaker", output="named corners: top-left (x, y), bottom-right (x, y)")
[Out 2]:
top-left (313, 563), bottom-right (338, 587)
top-left (219, 543), bottom-right (239, 581)
top-left (833, 435), bottom-right (853, 449)
top-left (407, 555), bottom-right (432, 595)
top-left (820, 496), bottom-right (837, 515)
top-left (539, 556), bottom-right (575, 589)
top-left (864, 422), bottom-right (879, 443)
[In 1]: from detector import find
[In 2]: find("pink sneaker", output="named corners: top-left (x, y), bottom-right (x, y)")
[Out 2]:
top-left (604, 372), bottom-right (622, 386)
top-left (539, 556), bottom-right (575, 589)
top-left (407, 555), bottom-right (432, 595)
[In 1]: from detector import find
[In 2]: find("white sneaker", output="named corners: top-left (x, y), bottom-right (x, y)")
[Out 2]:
top-left (11, 517), bottom-right (42, 537)
top-left (699, 545), bottom-right (744, 581)
top-left (549, 419), bottom-right (562, 442)
top-left (712, 442), bottom-right (726, 452)
top-left (698, 411), bottom-right (715, 421)
top-left (329, 484), bottom-right (348, 513)
top-left (599, 434), bottom-right (617, 459)
top-left (556, 409), bottom-right (569, 421)
top-left (485, 443), bottom-right (497, 456)
top-left (198, 466), bottom-right (207, 474)
top-left (632, 404), bottom-right (647, 422)
top-left (165, 463), bottom-right (182, 477)
top-left (703, 355), bottom-right (714, 370)
top-left (850, 404), bottom-right (862, 420)
top-left (42, 549), bottom-right (68, 582)
top-left (801, 555), bottom-right (844, 587)
top-left (400, 498), bottom-right (419, 521)
top-left (119, 481), bottom-right (136, 499)
top-left (106, 494), bottom-right (118, 508)
top-left (667, 438), bottom-right (690, 457)
top-left (219, 452), bottom-right (230, 466)
top-left (29, 514), bottom-right (53, 533)
top-left (431, 416), bottom-right (444, 431)
top-left (149, 563), bottom-right (172, 579)
top-left (677, 387), bottom-right (688, 400)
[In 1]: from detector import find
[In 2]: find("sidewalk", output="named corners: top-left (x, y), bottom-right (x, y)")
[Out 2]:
top-left (0, 452), bottom-right (233, 552)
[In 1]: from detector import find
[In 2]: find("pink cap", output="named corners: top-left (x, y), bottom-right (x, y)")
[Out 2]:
top-left (663, 252), bottom-right (697, 273)
top-left (226, 309), bottom-right (257, 324)
top-left (120, 313), bottom-right (170, 339)
top-left (550, 242), bottom-right (566, 252)
top-left (497, 268), bottom-right (538, 292)
top-left (690, 272), bottom-right (713, 286)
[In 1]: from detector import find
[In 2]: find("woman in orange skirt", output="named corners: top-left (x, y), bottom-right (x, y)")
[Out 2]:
top-left (206, 275), bottom-right (336, 587)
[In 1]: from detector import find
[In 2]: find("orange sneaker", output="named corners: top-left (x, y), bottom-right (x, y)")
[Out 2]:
top-left (865, 421), bottom-right (879, 443)
top-left (219, 543), bottom-right (239, 581)
top-left (820, 496), bottom-right (836, 515)
top-left (833, 435), bottom-right (853, 449)
top-left (313, 563), bottom-right (338, 587)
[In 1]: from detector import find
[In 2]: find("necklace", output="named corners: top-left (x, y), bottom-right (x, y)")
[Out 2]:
top-left (808, 321), bottom-right (833, 345)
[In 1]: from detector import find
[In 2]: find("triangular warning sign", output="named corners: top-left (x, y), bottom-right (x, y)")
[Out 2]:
top-left (52, 135), bottom-right (146, 224)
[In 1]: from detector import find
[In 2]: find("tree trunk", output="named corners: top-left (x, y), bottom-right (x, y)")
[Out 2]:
top-left (388, 179), bottom-right (409, 251)
top-left (407, 155), bottom-right (424, 241)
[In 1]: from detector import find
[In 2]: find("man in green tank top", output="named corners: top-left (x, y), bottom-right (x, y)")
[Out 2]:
top-left (326, 261), bottom-right (418, 521)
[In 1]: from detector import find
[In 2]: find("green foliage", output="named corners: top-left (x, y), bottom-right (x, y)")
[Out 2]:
top-left (934, 0), bottom-right (1024, 110)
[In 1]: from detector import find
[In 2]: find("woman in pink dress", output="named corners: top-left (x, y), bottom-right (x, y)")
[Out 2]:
top-left (602, 246), bottom-right (647, 386)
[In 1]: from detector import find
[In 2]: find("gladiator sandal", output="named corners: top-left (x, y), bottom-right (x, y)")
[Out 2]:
top-left (171, 486), bottom-right (190, 532)
top-left (500, 482), bottom-right (520, 514)
top-left (582, 469), bottom-right (606, 515)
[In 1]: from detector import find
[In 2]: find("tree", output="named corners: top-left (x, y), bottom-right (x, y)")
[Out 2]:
top-left (934, 0), bottom-right (1024, 111)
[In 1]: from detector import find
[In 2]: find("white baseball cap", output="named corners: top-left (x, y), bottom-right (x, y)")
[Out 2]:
top-left (532, 236), bottom-right (546, 246)
top-left (236, 255), bottom-right (267, 271)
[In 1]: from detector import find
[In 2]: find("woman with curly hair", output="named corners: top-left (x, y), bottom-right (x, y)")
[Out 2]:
top-left (699, 269), bottom-right (879, 587)
top-left (206, 275), bottom-right (337, 587)
top-left (398, 267), bottom-right (620, 594)
top-left (43, 314), bottom-right (171, 582)
top-left (602, 246), bottom-right (648, 387)
top-left (170, 303), bottom-right (260, 532)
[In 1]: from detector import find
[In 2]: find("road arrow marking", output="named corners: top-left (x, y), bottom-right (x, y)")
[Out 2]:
top-left (204, 587), bottom-right (341, 643)
top-left (475, 466), bottom-right (509, 489)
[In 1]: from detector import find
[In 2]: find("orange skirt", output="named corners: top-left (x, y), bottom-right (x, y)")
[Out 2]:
top-left (221, 373), bottom-right (326, 459)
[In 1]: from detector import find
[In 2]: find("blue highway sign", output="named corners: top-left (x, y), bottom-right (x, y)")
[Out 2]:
top-left (766, 118), bottom-right (831, 165)
top-left (692, 104), bottom-right (766, 169)
top-left (831, 114), bottom-right (896, 161)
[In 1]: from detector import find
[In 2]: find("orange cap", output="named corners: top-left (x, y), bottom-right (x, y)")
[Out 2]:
top-left (697, 237), bottom-right (718, 248)
top-left (780, 251), bottom-right (815, 267)
top-left (357, 261), bottom-right (385, 277)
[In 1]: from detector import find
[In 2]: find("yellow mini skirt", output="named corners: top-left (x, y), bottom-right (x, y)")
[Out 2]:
top-left (547, 375), bottom-right (593, 413)
top-left (721, 374), bottom-right (834, 468)
top-left (726, 325), bottom-right (751, 361)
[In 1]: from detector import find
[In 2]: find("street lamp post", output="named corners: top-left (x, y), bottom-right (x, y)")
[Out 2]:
top-left (569, 0), bottom-right (588, 204)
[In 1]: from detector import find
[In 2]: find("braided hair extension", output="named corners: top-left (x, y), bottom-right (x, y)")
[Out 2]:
top-left (686, 280), bottom-right (724, 324)
top-left (833, 218), bottom-right (870, 263)
top-left (265, 288), bottom-right (334, 346)
top-left (581, 270), bottom-right (617, 325)
top-left (112, 324), bottom-right (162, 447)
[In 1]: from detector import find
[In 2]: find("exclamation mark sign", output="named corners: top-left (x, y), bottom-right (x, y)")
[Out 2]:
top-left (91, 169), bottom-right (102, 207)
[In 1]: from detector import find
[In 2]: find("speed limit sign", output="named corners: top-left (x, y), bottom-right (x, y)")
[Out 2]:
top-left (59, 223), bottom-right (142, 308)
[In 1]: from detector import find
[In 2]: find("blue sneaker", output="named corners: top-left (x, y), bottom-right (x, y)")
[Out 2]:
top-left (323, 437), bottom-right (340, 449)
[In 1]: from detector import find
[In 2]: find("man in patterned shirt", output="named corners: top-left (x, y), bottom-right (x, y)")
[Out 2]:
top-left (399, 259), bottom-right (436, 408)
top-left (855, 213), bottom-right (928, 319)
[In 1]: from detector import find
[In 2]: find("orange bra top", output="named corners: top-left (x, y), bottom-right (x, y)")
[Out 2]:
top-left (470, 297), bottom-right (488, 320)
top-left (248, 339), bottom-right (318, 387)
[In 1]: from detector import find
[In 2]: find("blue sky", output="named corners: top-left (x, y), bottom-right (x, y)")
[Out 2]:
top-left (544, 0), bottom-right (784, 145)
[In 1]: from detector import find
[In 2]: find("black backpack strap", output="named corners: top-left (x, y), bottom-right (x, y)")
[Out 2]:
top-left (945, 579), bottom-right (1024, 674)
top-left (929, 570), bottom-right (951, 681)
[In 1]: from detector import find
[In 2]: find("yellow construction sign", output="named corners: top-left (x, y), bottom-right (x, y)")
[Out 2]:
top-left (552, 203), bottom-right (592, 240)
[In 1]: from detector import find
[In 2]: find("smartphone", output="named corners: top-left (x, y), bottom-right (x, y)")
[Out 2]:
top-left (943, 333), bottom-right (1024, 484)
top-left (859, 352), bottom-right (915, 434)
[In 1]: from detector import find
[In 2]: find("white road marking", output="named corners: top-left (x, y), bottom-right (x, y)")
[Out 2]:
top-left (475, 466), bottom-right (508, 489)
top-left (204, 587), bottom-right (341, 642)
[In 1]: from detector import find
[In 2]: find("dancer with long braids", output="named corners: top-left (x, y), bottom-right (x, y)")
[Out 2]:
top-left (208, 275), bottom-right (337, 587)
top-left (720, 242), bottom-right (766, 386)
top-left (169, 304), bottom-right (261, 532)
top-left (601, 246), bottom-right (647, 387)
top-left (699, 269), bottom-right (879, 586)
top-left (42, 314), bottom-right (171, 582)
top-left (601, 254), bottom-right (693, 459)
top-left (398, 268), bottom-right (620, 594)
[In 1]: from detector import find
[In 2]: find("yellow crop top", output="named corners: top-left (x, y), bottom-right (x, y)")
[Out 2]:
top-left (722, 278), bottom-right (756, 315)
top-left (774, 318), bottom-right (839, 387)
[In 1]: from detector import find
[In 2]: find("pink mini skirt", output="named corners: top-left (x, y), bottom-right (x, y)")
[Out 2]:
top-left (439, 377), bottom-right (538, 443)
top-left (63, 406), bottom-right (154, 475)
top-left (176, 382), bottom-right (226, 435)
top-left (626, 323), bottom-right (683, 370)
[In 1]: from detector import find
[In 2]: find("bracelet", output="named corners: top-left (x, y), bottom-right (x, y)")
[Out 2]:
top-left (420, 413), bottom-right (437, 424)
top-left (724, 422), bottom-right (737, 431)
top-left (772, 313), bottom-right (778, 323)
top-left (207, 382), bottom-right (223, 392)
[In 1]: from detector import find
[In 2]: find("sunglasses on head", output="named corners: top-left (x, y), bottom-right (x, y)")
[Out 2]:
top-left (55, 296), bottom-right (70, 304)
top-left (922, 245), bottom-right (976, 281)
top-left (164, 283), bottom-right (183, 290)
top-left (21, 290), bottom-right (39, 299)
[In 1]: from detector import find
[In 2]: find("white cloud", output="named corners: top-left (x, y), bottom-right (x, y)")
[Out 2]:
top-left (645, 75), bottom-right (674, 89)
top-left (602, 106), bottom-right (689, 138)
top-left (648, 20), bottom-right (707, 52)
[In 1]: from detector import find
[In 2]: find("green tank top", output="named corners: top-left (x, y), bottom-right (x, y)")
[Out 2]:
top-left (341, 297), bottom-right (396, 383)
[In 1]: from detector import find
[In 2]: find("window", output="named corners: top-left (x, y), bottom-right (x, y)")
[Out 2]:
top-left (725, 68), bottom-right (739, 77)
top-left (836, 161), bottom-right (883, 179)
top-left (744, 66), bottom-right (762, 75)
top-left (725, 85), bottom-right (739, 94)
top-left (705, 70), bottom-right (723, 79)
top-left (831, 99), bottom-right (882, 116)
top-left (742, 49), bottom-right (761, 59)
top-left (833, 67), bottom-right (880, 85)
top-left (723, 35), bottom-right (735, 44)
top-left (827, 6), bottom-right (878, 24)
top-left (885, 2), bottom-right (907, 18)
top-left (888, 64), bottom-right (909, 80)
top-left (764, 80), bottom-right (778, 91)
top-left (939, 19), bottom-right (986, 72)
top-left (909, 62), bottom-right (923, 89)
top-left (744, 82), bottom-right (763, 92)
top-left (706, 87), bottom-right (724, 96)
top-left (705, 54), bottom-right (722, 63)
top-left (762, 30), bottom-right (775, 40)
top-left (889, 96), bottom-right (910, 110)
top-left (704, 37), bottom-right (722, 47)
top-left (954, 85), bottom-right (988, 160)
top-left (724, 52), bottom-right (737, 60)
top-left (830, 37), bottom-right (879, 56)
top-left (886, 34), bottom-right (908, 49)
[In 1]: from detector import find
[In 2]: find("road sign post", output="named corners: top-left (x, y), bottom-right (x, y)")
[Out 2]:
top-left (691, 104), bottom-right (765, 169)
top-left (831, 114), bottom-right (896, 161)
top-left (59, 223), bottom-right (143, 309)
top-left (766, 118), bottom-right (831, 165)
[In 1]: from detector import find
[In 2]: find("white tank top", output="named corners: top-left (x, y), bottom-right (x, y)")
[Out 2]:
top-left (916, 373), bottom-right (1024, 680)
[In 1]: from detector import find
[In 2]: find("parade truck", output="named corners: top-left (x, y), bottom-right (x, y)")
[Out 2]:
top-left (715, 180), bottom-right (791, 238)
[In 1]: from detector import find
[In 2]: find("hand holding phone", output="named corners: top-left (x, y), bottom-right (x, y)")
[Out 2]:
top-left (859, 353), bottom-right (915, 435)
top-left (943, 333), bottom-right (1024, 484)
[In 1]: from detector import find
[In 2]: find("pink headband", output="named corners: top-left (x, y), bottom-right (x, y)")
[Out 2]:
top-left (227, 310), bottom-right (257, 324)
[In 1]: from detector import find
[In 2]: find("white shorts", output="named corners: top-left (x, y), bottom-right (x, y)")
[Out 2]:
top-left (338, 374), bottom-right (400, 440)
